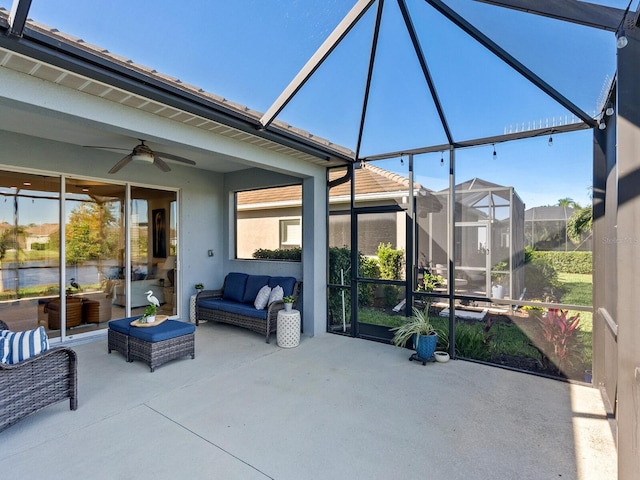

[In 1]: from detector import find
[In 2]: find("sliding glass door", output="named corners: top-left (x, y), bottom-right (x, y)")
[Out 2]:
top-left (0, 168), bottom-right (178, 340)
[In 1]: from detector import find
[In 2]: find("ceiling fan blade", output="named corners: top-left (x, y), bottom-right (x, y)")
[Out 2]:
top-left (153, 155), bottom-right (172, 172)
top-left (108, 154), bottom-right (133, 174)
top-left (154, 150), bottom-right (197, 165)
top-left (84, 145), bottom-right (131, 153)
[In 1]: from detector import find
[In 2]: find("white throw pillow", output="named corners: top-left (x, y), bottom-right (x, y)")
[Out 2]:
top-left (268, 285), bottom-right (284, 305)
top-left (254, 285), bottom-right (272, 310)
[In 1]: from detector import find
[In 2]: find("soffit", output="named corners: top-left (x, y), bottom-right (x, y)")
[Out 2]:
top-left (0, 10), bottom-right (355, 169)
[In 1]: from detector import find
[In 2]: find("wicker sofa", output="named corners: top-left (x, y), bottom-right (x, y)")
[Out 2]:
top-left (0, 320), bottom-right (78, 432)
top-left (196, 272), bottom-right (300, 343)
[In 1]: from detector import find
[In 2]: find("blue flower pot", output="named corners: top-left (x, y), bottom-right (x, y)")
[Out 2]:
top-left (413, 333), bottom-right (438, 360)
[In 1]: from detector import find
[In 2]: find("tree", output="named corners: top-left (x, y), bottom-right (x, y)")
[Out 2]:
top-left (66, 203), bottom-right (117, 264)
top-left (567, 205), bottom-right (593, 243)
top-left (557, 198), bottom-right (580, 208)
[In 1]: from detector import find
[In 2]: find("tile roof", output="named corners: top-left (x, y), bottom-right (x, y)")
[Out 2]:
top-left (237, 163), bottom-right (435, 207)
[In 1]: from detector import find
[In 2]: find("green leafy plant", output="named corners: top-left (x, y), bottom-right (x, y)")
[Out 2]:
top-left (377, 243), bottom-right (404, 280)
top-left (417, 272), bottom-right (445, 293)
top-left (143, 303), bottom-right (157, 318)
top-left (283, 295), bottom-right (295, 304)
top-left (195, 283), bottom-right (204, 291)
top-left (390, 307), bottom-right (436, 347)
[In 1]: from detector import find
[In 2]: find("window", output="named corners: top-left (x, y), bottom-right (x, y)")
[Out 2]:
top-left (280, 219), bottom-right (301, 249)
top-left (235, 185), bottom-right (302, 260)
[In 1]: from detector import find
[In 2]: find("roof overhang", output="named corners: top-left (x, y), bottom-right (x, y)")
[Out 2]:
top-left (0, 9), bottom-right (355, 169)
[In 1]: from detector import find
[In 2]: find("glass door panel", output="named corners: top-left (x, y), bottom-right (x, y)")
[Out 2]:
top-left (130, 187), bottom-right (177, 317)
top-left (0, 172), bottom-right (60, 335)
top-left (64, 179), bottom-right (125, 337)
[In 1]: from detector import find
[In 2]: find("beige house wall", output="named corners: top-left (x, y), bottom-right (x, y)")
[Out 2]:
top-left (236, 206), bottom-right (302, 259)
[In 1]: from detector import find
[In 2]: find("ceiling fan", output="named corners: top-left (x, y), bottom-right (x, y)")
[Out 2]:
top-left (86, 140), bottom-right (196, 174)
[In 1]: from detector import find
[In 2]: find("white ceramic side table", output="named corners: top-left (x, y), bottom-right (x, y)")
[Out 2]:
top-left (189, 294), bottom-right (198, 324)
top-left (277, 309), bottom-right (301, 348)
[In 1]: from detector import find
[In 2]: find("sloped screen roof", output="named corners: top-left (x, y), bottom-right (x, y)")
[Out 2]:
top-left (11, 0), bottom-right (629, 159)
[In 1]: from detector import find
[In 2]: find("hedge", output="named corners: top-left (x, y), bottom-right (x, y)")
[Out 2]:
top-left (530, 251), bottom-right (592, 274)
top-left (252, 247), bottom-right (301, 261)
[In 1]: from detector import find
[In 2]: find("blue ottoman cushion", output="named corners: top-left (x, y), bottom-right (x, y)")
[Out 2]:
top-left (108, 316), bottom-right (141, 335)
top-left (128, 320), bottom-right (195, 343)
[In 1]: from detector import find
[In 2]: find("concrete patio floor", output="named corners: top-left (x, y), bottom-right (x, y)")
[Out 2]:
top-left (1, 323), bottom-right (616, 479)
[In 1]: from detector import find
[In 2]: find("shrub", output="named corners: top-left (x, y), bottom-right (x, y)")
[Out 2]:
top-left (252, 247), bottom-right (301, 261)
top-left (533, 309), bottom-right (582, 373)
top-left (529, 251), bottom-right (592, 274)
top-left (524, 247), bottom-right (564, 300)
top-left (327, 247), bottom-right (380, 325)
top-left (377, 243), bottom-right (404, 280)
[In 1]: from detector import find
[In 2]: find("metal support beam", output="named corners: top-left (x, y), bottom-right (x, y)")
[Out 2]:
top-left (474, 0), bottom-right (626, 32)
top-left (8, 0), bottom-right (32, 37)
top-left (398, 0), bottom-right (454, 145)
top-left (360, 121), bottom-right (590, 161)
top-left (260, 0), bottom-right (377, 129)
top-left (424, 0), bottom-right (596, 127)
top-left (355, 0), bottom-right (385, 160)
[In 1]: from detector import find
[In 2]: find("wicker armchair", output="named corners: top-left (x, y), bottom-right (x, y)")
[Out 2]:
top-left (0, 320), bottom-right (78, 432)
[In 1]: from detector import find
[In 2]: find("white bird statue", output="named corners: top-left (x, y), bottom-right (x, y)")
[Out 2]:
top-left (145, 290), bottom-right (160, 307)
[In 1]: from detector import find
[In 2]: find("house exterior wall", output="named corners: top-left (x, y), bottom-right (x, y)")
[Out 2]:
top-left (224, 167), bottom-right (326, 337)
top-left (236, 206), bottom-right (302, 259)
top-left (0, 65), bottom-right (330, 335)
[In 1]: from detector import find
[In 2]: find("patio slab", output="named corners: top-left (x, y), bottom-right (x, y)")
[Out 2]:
top-left (0, 324), bottom-right (616, 479)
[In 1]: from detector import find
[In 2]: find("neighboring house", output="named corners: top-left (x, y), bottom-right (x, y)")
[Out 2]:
top-left (237, 168), bottom-right (524, 298)
top-left (25, 223), bottom-right (58, 250)
top-left (236, 162), bottom-right (442, 258)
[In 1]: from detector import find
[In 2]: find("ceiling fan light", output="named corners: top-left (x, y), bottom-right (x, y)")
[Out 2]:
top-left (132, 152), bottom-right (154, 163)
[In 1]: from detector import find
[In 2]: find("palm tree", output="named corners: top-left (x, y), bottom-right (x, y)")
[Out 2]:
top-left (557, 197), bottom-right (581, 209)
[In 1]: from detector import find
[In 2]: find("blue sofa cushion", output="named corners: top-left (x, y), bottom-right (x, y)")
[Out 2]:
top-left (198, 298), bottom-right (268, 320)
top-left (108, 316), bottom-right (141, 335)
top-left (223, 272), bottom-right (249, 303)
top-left (243, 275), bottom-right (271, 304)
top-left (128, 320), bottom-right (195, 342)
top-left (269, 276), bottom-right (296, 297)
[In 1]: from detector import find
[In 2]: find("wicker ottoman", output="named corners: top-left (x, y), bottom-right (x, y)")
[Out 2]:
top-left (128, 320), bottom-right (195, 372)
top-left (107, 317), bottom-right (140, 360)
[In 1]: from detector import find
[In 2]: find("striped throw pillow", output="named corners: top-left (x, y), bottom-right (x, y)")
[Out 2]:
top-left (0, 326), bottom-right (49, 364)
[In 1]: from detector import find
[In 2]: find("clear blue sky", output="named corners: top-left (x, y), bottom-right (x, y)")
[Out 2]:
top-left (3, 0), bottom-right (631, 209)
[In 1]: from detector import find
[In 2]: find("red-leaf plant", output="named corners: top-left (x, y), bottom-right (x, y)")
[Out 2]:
top-left (537, 308), bottom-right (581, 370)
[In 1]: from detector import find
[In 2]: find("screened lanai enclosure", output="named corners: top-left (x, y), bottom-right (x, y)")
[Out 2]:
top-left (259, 0), bottom-right (609, 384)
top-left (2, 0), bottom-right (637, 475)
top-left (425, 178), bottom-right (525, 301)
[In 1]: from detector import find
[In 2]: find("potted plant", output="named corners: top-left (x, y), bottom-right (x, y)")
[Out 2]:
top-left (391, 307), bottom-right (438, 362)
top-left (195, 283), bottom-right (204, 292)
top-left (282, 295), bottom-right (295, 312)
top-left (491, 261), bottom-right (508, 299)
top-left (142, 303), bottom-right (158, 323)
